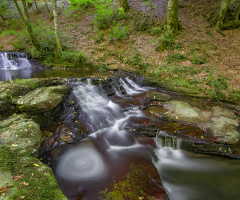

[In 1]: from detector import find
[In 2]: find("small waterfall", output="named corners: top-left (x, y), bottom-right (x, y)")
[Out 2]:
top-left (155, 131), bottom-right (182, 149)
top-left (0, 52), bottom-right (31, 70)
top-left (0, 52), bottom-right (32, 81)
top-left (119, 77), bottom-right (146, 95)
top-left (73, 81), bottom-right (122, 132)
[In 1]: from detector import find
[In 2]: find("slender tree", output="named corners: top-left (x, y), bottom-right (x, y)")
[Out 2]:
top-left (216, 0), bottom-right (230, 36)
top-left (33, 0), bottom-right (40, 14)
top-left (51, 0), bottom-right (62, 52)
top-left (0, 1), bottom-right (8, 21)
top-left (235, 1), bottom-right (240, 22)
top-left (43, 0), bottom-right (52, 21)
top-left (166, 0), bottom-right (180, 34)
top-left (118, 0), bottom-right (129, 11)
top-left (13, 0), bottom-right (40, 50)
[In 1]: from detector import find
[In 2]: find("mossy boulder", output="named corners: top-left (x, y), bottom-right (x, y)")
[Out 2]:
top-left (17, 85), bottom-right (70, 113)
top-left (0, 114), bottom-right (41, 156)
top-left (0, 78), bottom-right (64, 121)
top-left (147, 91), bottom-right (173, 102)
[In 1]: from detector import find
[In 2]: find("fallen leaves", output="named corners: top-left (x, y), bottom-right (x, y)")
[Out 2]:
top-left (0, 187), bottom-right (9, 193)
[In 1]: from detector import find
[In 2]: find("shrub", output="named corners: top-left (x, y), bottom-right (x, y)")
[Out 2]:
top-left (190, 54), bottom-right (207, 64)
top-left (109, 22), bottom-right (130, 41)
top-left (156, 31), bottom-right (175, 52)
top-left (166, 53), bottom-right (187, 63)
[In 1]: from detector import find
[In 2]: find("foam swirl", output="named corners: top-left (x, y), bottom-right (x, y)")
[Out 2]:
top-left (56, 145), bottom-right (107, 182)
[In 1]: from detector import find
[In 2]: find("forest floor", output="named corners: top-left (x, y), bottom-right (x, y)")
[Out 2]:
top-left (0, 0), bottom-right (240, 104)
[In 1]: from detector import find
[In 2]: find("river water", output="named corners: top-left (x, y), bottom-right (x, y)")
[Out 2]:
top-left (1, 52), bottom-right (240, 200)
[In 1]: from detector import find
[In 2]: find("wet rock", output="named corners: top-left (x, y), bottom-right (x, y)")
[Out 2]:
top-left (198, 116), bottom-right (240, 144)
top-left (17, 85), bottom-right (70, 113)
top-left (0, 169), bottom-right (15, 199)
top-left (162, 101), bottom-right (211, 124)
top-left (147, 91), bottom-right (172, 102)
top-left (0, 78), bottom-right (65, 120)
top-left (0, 114), bottom-right (41, 156)
top-left (212, 106), bottom-right (238, 120)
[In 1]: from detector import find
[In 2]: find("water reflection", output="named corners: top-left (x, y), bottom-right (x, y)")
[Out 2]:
top-left (0, 69), bottom-right (32, 81)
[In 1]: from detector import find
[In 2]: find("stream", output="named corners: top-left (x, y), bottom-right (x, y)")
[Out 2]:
top-left (1, 52), bottom-right (240, 200)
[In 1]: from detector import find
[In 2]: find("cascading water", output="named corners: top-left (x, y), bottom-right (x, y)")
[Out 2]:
top-left (52, 78), bottom-right (168, 199)
top-left (0, 52), bottom-right (32, 81)
top-left (45, 77), bottom-right (240, 200)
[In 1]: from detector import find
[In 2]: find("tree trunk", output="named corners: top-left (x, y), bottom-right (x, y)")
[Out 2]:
top-left (43, 0), bottom-right (52, 21)
top-left (235, 1), bottom-right (240, 22)
top-left (166, 0), bottom-right (179, 34)
top-left (118, 0), bottom-right (129, 11)
top-left (33, 0), bottom-right (39, 14)
top-left (216, 0), bottom-right (230, 36)
top-left (13, 0), bottom-right (40, 50)
top-left (52, 0), bottom-right (62, 53)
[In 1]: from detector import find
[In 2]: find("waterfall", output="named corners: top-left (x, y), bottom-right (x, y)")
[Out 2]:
top-left (0, 52), bottom-right (31, 70)
top-left (0, 52), bottom-right (32, 81)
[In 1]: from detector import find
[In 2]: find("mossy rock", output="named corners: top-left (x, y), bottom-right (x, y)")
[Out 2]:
top-left (0, 147), bottom-right (67, 200)
top-left (0, 78), bottom-right (65, 121)
top-left (198, 116), bottom-right (240, 144)
top-left (147, 91), bottom-right (172, 102)
top-left (17, 85), bottom-right (70, 113)
top-left (0, 168), bottom-right (15, 200)
top-left (162, 101), bottom-right (211, 124)
top-left (0, 114), bottom-right (41, 156)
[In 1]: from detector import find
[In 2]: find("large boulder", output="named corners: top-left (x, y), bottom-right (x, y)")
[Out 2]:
top-left (17, 85), bottom-right (70, 113)
top-left (0, 114), bottom-right (41, 156)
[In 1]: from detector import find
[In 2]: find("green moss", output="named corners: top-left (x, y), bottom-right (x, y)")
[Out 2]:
top-left (0, 146), bottom-right (66, 200)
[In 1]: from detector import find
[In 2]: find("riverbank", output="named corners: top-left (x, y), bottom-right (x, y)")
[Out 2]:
top-left (0, 0), bottom-right (239, 104)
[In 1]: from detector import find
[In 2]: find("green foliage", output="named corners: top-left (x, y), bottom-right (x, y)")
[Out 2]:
top-left (0, 1), bottom-right (10, 18)
top-left (93, 29), bottom-right (105, 43)
top-left (56, 50), bottom-right (87, 66)
top-left (133, 17), bottom-right (149, 32)
top-left (190, 54), bottom-right (207, 64)
top-left (150, 26), bottom-right (166, 36)
top-left (156, 31), bottom-right (175, 52)
top-left (98, 63), bottom-right (106, 72)
top-left (94, 3), bottom-right (127, 29)
top-left (109, 22), bottom-right (130, 41)
top-left (166, 53), bottom-right (187, 63)
top-left (0, 30), bottom-right (19, 36)
top-left (229, 88), bottom-right (240, 103)
top-left (68, 0), bottom-right (94, 9)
